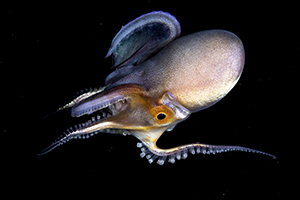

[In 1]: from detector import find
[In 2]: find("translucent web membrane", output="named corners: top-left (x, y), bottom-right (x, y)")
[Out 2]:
top-left (137, 142), bottom-right (276, 165)
top-left (38, 98), bottom-right (128, 155)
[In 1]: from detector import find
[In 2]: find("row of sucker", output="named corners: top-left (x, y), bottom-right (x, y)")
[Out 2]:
top-left (136, 142), bottom-right (276, 165)
top-left (58, 87), bottom-right (106, 112)
top-left (38, 99), bottom-right (128, 155)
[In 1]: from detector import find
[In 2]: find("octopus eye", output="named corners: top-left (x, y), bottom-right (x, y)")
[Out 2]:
top-left (156, 113), bottom-right (166, 120)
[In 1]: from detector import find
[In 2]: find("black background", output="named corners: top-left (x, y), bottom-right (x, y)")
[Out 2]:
top-left (1, 1), bottom-right (298, 198)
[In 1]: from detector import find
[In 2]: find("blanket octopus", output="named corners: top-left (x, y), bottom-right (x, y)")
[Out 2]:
top-left (39, 11), bottom-right (276, 165)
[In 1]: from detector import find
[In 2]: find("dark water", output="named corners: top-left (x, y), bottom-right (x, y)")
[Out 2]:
top-left (1, 2), bottom-right (297, 198)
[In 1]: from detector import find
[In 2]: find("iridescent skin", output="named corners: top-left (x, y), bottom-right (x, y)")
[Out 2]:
top-left (39, 11), bottom-right (275, 164)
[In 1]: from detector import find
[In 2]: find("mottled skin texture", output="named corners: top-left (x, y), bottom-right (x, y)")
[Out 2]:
top-left (111, 30), bottom-right (244, 112)
top-left (40, 12), bottom-right (275, 164)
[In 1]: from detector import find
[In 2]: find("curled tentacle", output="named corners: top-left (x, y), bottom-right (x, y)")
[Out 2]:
top-left (71, 84), bottom-right (144, 117)
top-left (38, 84), bottom-right (146, 155)
top-left (137, 142), bottom-right (276, 165)
top-left (38, 100), bottom-right (131, 156)
top-left (58, 86), bottom-right (106, 112)
top-left (40, 87), bottom-right (107, 122)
